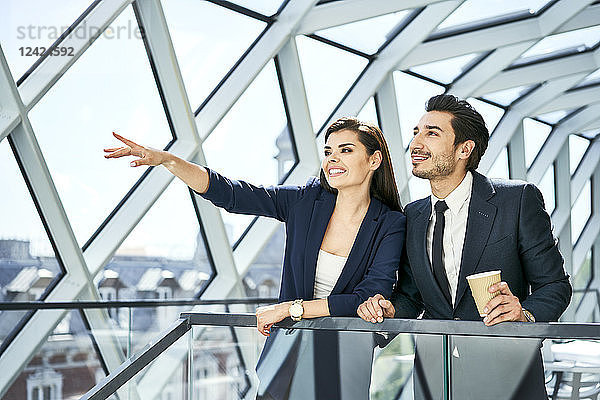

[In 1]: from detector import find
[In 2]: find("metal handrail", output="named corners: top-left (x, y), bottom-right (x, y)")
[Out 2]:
top-left (80, 312), bottom-right (600, 400)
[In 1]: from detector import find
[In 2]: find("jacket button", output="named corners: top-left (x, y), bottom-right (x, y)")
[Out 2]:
top-left (454, 317), bottom-right (460, 320)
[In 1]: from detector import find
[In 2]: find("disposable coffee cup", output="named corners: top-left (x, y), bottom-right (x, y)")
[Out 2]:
top-left (466, 270), bottom-right (501, 317)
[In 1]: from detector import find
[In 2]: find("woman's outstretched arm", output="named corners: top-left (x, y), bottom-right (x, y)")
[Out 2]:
top-left (255, 299), bottom-right (330, 336)
top-left (104, 132), bottom-right (209, 194)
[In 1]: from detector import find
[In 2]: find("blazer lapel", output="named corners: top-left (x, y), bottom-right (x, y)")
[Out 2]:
top-left (331, 198), bottom-right (383, 294)
top-left (454, 172), bottom-right (497, 309)
top-left (303, 191), bottom-right (336, 299)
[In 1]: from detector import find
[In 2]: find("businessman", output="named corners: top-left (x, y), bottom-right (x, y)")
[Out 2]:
top-left (358, 94), bottom-right (572, 399)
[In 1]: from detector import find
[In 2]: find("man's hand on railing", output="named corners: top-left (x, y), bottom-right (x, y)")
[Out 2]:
top-left (357, 294), bottom-right (395, 323)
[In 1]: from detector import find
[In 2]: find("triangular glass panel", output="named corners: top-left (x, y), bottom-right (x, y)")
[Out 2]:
top-left (0, 0), bottom-right (95, 81)
top-left (230, 0), bottom-right (285, 16)
top-left (435, 0), bottom-right (550, 33)
top-left (98, 178), bottom-right (214, 308)
top-left (409, 53), bottom-right (481, 84)
top-left (2, 310), bottom-right (108, 399)
top-left (513, 25), bottom-right (600, 67)
top-left (538, 163), bottom-right (555, 214)
top-left (467, 98), bottom-right (504, 134)
top-left (161, 0), bottom-right (267, 110)
top-left (0, 139), bottom-right (64, 351)
top-left (536, 109), bottom-right (574, 125)
top-left (243, 225), bottom-right (285, 299)
top-left (481, 85), bottom-right (534, 107)
top-left (202, 60), bottom-right (294, 246)
top-left (27, 6), bottom-right (173, 248)
top-left (357, 97), bottom-right (378, 125)
top-left (315, 10), bottom-right (412, 55)
top-left (297, 35), bottom-right (368, 132)
top-left (393, 71), bottom-right (444, 148)
top-left (574, 68), bottom-right (600, 89)
top-left (569, 134), bottom-right (590, 175)
top-left (523, 117), bottom-right (552, 168)
top-left (571, 180), bottom-right (591, 245)
top-left (487, 147), bottom-right (509, 179)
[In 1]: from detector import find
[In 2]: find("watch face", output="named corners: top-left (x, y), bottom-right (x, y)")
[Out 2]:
top-left (289, 303), bottom-right (302, 317)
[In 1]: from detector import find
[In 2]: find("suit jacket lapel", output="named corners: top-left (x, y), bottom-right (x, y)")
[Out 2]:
top-left (331, 198), bottom-right (383, 294)
top-left (454, 172), bottom-right (497, 309)
top-left (304, 191), bottom-right (336, 299)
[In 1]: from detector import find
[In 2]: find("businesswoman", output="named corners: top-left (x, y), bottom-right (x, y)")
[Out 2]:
top-left (104, 117), bottom-right (405, 399)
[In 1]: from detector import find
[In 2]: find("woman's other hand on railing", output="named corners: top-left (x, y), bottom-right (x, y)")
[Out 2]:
top-left (357, 294), bottom-right (395, 323)
top-left (256, 302), bottom-right (291, 336)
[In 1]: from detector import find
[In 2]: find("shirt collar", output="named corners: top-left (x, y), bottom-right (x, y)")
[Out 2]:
top-left (430, 171), bottom-right (473, 218)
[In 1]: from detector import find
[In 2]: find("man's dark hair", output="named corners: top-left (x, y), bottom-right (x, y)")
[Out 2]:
top-left (425, 94), bottom-right (489, 171)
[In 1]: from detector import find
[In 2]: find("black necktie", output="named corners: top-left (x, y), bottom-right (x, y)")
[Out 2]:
top-left (432, 200), bottom-right (452, 304)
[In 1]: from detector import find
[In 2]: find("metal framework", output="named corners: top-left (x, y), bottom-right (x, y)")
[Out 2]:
top-left (1, 0), bottom-right (599, 398)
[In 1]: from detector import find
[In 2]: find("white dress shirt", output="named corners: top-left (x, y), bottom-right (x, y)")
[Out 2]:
top-left (313, 249), bottom-right (347, 299)
top-left (426, 171), bottom-right (473, 305)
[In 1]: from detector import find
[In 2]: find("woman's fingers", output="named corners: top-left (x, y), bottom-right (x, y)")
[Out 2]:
top-left (104, 147), bottom-right (131, 159)
top-left (112, 132), bottom-right (140, 149)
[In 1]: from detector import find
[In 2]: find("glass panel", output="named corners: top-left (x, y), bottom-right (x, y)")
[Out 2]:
top-left (538, 163), bottom-right (556, 214)
top-left (393, 71), bottom-right (445, 148)
top-left (409, 53), bottom-right (481, 84)
top-left (0, 140), bottom-right (63, 340)
top-left (488, 147), bottom-right (509, 179)
top-left (408, 175), bottom-right (431, 202)
top-left (243, 225), bottom-right (284, 300)
top-left (297, 35), bottom-right (368, 132)
top-left (371, 333), bottom-right (416, 399)
top-left (131, 305), bottom-right (184, 355)
top-left (231, 0), bottom-right (284, 16)
top-left (572, 250), bottom-right (592, 308)
top-left (191, 325), bottom-right (255, 400)
top-left (536, 109), bottom-right (573, 125)
top-left (544, 339), bottom-right (600, 398)
top-left (436, 0), bottom-right (550, 32)
top-left (27, 6), bottom-right (173, 248)
top-left (161, 0), bottom-right (267, 110)
top-left (2, 310), bottom-right (107, 400)
top-left (202, 60), bottom-right (293, 246)
top-left (516, 25), bottom-right (600, 64)
top-left (96, 179), bottom-right (214, 304)
top-left (574, 68), bottom-right (600, 89)
top-left (481, 85), bottom-right (534, 107)
top-left (315, 11), bottom-right (411, 55)
top-left (569, 135), bottom-right (590, 175)
top-left (357, 96), bottom-right (377, 125)
top-left (468, 98), bottom-right (504, 133)
top-left (523, 117), bottom-right (552, 168)
top-left (571, 180), bottom-right (591, 245)
top-left (0, 0), bottom-right (93, 81)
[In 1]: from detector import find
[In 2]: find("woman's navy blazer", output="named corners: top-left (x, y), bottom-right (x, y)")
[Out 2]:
top-left (196, 168), bottom-right (406, 316)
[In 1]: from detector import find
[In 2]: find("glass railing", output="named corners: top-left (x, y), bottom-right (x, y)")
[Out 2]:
top-left (78, 312), bottom-right (600, 400)
top-left (0, 299), bottom-right (275, 400)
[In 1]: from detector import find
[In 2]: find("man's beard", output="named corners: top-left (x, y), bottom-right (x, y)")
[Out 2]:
top-left (412, 151), bottom-right (457, 180)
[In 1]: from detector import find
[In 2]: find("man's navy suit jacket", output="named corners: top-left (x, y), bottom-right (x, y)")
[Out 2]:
top-left (393, 171), bottom-right (571, 321)
top-left (197, 168), bottom-right (406, 315)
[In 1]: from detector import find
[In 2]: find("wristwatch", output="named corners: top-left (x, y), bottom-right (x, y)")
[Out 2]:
top-left (289, 299), bottom-right (304, 322)
top-left (522, 308), bottom-right (535, 323)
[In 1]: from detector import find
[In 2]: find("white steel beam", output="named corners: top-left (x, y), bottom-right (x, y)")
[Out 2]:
top-left (297, 0), bottom-right (444, 34)
top-left (474, 50), bottom-right (600, 96)
top-left (571, 139), bottom-right (600, 205)
top-left (195, 0), bottom-right (319, 141)
top-left (399, 0), bottom-right (595, 68)
top-left (535, 85), bottom-right (600, 115)
top-left (318, 0), bottom-right (463, 138)
top-left (0, 45), bottom-right (21, 143)
top-left (507, 121), bottom-right (527, 180)
top-left (19, 0), bottom-right (134, 111)
top-left (528, 104), bottom-right (600, 183)
top-left (376, 73), bottom-right (411, 205)
top-left (479, 74), bottom-right (586, 174)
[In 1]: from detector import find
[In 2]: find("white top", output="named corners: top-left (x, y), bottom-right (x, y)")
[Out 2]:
top-left (313, 249), bottom-right (347, 299)
top-left (426, 171), bottom-right (473, 305)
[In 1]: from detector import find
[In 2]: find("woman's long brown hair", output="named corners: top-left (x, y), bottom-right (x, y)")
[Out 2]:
top-left (320, 117), bottom-right (403, 212)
